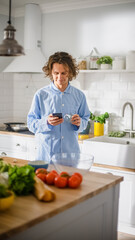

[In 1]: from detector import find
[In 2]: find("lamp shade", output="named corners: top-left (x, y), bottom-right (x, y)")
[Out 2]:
top-left (0, 24), bottom-right (24, 56)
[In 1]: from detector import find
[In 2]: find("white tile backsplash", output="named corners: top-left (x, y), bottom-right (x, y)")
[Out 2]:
top-left (0, 72), bottom-right (135, 132)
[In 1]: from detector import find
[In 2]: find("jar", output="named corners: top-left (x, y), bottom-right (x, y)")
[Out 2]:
top-left (77, 57), bottom-right (87, 70)
top-left (89, 47), bottom-right (100, 70)
top-left (89, 56), bottom-right (99, 70)
top-left (94, 122), bottom-right (104, 136)
top-left (112, 57), bottom-right (125, 70)
top-left (126, 51), bottom-right (135, 70)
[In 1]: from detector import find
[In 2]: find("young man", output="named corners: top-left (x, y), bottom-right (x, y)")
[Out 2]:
top-left (27, 52), bottom-right (90, 161)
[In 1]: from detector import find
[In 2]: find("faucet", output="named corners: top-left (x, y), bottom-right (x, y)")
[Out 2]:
top-left (122, 102), bottom-right (134, 137)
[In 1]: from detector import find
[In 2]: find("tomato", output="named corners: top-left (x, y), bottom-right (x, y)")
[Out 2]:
top-left (35, 168), bottom-right (48, 175)
top-left (54, 175), bottom-right (68, 188)
top-left (68, 175), bottom-right (81, 188)
top-left (51, 170), bottom-right (58, 176)
top-left (36, 173), bottom-right (46, 182)
top-left (73, 172), bottom-right (83, 184)
top-left (46, 172), bottom-right (56, 185)
top-left (60, 171), bottom-right (69, 178)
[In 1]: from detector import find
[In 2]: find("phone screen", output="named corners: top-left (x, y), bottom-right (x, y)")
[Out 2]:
top-left (53, 113), bottom-right (62, 118)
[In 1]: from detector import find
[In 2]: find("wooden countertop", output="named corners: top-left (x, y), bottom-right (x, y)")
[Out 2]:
top-left (0, 157), bottom-right (123, 240)
top-left (0, 131), bottom-right (34, 138)
top-left (0, 131), bottom-right (94, 140)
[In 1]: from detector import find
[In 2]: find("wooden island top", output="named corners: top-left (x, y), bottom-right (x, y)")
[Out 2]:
top-left (0, 157), bottom-right (123, 240)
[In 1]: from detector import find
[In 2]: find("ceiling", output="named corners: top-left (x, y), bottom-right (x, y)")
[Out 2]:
top-left (0, 0), bottom-right (135, 16)
top-left (0, 0), bottom-right (135, 9)
top-left (0, 0), bottom-right (65, 8)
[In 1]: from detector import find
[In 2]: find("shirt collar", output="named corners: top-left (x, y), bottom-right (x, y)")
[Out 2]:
top-left (50, 82), bottom-right (71, 94)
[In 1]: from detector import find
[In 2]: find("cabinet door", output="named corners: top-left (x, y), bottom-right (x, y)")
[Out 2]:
top-left (0, 134), bottom-right (27, 159)
top-left (91, 166), bottom-right (135, 228)
top-left (27, 138), bottom-right (37, 161)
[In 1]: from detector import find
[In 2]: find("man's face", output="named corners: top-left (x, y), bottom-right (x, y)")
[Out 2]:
top-left (52, 63), bottom-right (69, 89)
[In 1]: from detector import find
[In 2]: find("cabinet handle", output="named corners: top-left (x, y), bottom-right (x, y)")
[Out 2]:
top-left (1, 152), bottom-right (7, 156)
top-left (16, 143), bottom-right (20, 146)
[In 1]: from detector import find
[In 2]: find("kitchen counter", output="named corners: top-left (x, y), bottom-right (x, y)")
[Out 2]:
top-left (0, 157), bottom-right (123, 240)
top-left (0, 130), bottom-right (93, 139)
top-left (0, 130), bottom-right (34, 138)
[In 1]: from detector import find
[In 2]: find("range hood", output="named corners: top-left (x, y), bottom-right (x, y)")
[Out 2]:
top-left (3, 3), bottom-right (46, 73)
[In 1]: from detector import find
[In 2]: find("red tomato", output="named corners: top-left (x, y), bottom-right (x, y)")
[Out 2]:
top-left (73, 172), bottom-right (83, 184)
top-left (68, 175), bottom-right (81, 188)
top-left (51, 170), bottom-right (58, 176)
top-left (60, 171), bottom-right (69, 178)
top-left (35, 168), bottom-right (47, 175)
top-left (46, 172), bottom-right (56, 185)
top-left (54, 175), bottom-right (68, 188)
top-left (36, 173), bottom-right (46, 182)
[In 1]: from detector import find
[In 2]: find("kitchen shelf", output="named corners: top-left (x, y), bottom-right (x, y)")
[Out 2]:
top-left (79, 69), bottom-right (135, 73)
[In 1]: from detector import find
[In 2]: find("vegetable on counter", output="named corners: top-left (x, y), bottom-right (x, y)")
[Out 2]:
top-left (90, 112), bottom-right (109, 124)
top-left (35, 168), bottom-right (83, 189)
top-left (0, 184), bottom-right (10, 198)
top-left (0, 160), bottom-right (11, 173)
top-left (108, 131), bottom-right (126, 137)
top-left (8, 165), bottom-right (35, 196)
top-left (0, 160), bottom-right (56, 202)
top-left (34, 175), bottom-right (56, 202)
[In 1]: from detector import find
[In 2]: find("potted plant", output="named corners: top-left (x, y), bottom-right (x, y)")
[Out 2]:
top-left (90, 112), bottom-right (109, 136)
top-left (96, 56), bottom-right (113, 70)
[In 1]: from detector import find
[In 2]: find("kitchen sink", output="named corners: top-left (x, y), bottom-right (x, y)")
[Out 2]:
top-left (82, 136), bottom-right (135, 169)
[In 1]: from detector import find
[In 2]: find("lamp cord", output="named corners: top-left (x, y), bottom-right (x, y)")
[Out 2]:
top-left (7, 0), bottom-right (11, 25)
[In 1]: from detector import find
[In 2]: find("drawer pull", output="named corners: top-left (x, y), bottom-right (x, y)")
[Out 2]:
top-left (1, 152), bottom-right (7, 156)
top-left (16, 143), bottom-right (20, 146)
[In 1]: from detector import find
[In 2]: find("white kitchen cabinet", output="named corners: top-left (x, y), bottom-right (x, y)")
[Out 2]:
top-left (91, 165), bottom-right (135, 236)
top-left (27, 137), bottom-right (37, 161)
top-left (0, 134), bottom-right (36, 161)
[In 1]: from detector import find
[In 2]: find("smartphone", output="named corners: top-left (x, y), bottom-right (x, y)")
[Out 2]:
top-left (52, 113), bottom-right (62, 118)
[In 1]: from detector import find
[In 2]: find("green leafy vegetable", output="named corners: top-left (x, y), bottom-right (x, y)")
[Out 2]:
top-left (0, 161), bottom-right (12, 173)
top-left (8, 165), bottom-right (35, 196)
top-left (0, 184), bottom-right (9, 198)
top-left (108, 131), bottom-right (126, 138)
top-left (90, 112), bottom-right (109, 124)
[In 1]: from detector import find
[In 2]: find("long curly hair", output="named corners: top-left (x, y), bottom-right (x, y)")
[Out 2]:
top-left (42, 51), bottom-right (79, 81)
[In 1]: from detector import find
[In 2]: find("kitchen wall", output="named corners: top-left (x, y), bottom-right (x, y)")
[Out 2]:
top-left (0, 2), bottom-right (135, 132)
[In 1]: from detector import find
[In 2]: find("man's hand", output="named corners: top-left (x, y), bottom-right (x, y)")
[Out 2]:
top-left (71, 114), bottom-right (81, 126)
top-left (48, 114), bottom-right (64, 126)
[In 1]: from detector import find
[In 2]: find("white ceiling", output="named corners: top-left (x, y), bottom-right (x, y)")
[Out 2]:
top-left (0, 0), bottom-right (64, 8)
top-left (0, 0), bottom-right (135, 16)
top-left (0, 0), bottom-right (135, 8)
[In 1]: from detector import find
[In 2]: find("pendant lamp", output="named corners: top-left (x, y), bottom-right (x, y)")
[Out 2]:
top-left (0, 0), bottom-right (24, 56)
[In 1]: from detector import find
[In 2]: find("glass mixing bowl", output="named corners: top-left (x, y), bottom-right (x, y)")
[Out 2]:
top-left (50, 152), bottom-right (94, 175)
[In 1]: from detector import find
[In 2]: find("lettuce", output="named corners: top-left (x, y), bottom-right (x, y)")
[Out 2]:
top-left (8, 165), bottom-right (35, 196)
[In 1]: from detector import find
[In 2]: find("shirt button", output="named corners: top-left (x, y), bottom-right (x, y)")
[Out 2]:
top-left (62, 136), bottom-right (64, 139)
top-left (62, 104), bottom-right (64, 107)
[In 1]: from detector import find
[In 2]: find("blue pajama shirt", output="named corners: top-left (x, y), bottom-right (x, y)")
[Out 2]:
top-left (27, 82), bottom-right (90, 161)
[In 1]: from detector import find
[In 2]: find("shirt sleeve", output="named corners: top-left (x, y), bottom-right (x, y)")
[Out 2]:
top-left (75, 93), bottom-right (90, 133)
top-left (27, 93), bottom-right (54, 134)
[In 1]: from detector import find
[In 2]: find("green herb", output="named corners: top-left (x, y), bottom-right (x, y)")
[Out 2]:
top-left (0, 161), bottom-right (12, 173)
top-left (90, 112), bottom-right (109, 124)
top-left (96, 56), bottom-right (113, 65)
top-left (0, 184), bottom-right (9, 198)
top-left (8, 165), bottom-right (35, 196)
top-left (108, 131), bottom-right (126, 138)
